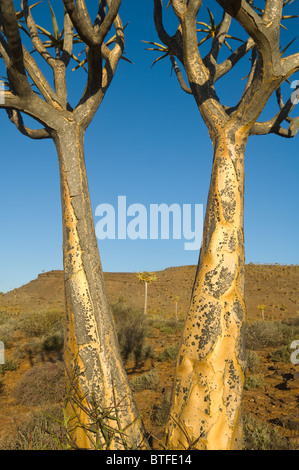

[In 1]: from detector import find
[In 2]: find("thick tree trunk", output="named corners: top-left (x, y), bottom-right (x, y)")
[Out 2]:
top-left (165, 127), bottom-right (248, 450)
top-left (53, 124), bottom-right (147, 450)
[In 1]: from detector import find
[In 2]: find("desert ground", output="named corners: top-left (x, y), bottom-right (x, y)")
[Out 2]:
top-left (0, 263), bottom-right (298, 449)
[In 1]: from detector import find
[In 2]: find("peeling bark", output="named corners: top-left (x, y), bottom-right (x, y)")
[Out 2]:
top-left (54, 125), bottom-right (147, 450)
top-left (165, 127), bottom-right (248, 450)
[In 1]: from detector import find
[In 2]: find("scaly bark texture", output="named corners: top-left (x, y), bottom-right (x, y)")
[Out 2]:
top-left (0, 1), bottom-right (148, 449)
top-left (54, 126), bottom-right (146, 449)
top-left (152, 0), bottom-right (299, 449)
top-left (165, 127), bottom-right (248, 449)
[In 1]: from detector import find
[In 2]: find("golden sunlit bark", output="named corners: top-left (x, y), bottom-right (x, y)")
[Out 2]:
top-left (54, 126), bottom-right (147, 449)
top-left (165, 128), bottom-right (248, 450)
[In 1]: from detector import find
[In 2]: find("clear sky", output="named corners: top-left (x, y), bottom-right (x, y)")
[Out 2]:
top-left (0, 1), bottom-right (298, 293)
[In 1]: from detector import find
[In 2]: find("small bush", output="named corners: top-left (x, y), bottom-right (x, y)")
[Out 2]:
top-left (157, 345), bottom-right (179, 362)
top-left (20, 309), bottom-right (64, 338)
top-left (244, 374), bottom-right (264, 390)
top-left (269, 345), bottom-right (292, 363)
top-left (112, 301), bottom-right (153, 368)
top-left (14, 338), bottom-right (43, 360)
top-left (243, 413), bottom-right (297, 450)
top-left (0, 359), bottom-right (18, 374)
top-left (246, 320), bottom-right (299, 350)
top-left (246, 350), bottom-right (260, 372)
top-left (14, 362), bottom-right (66, 406)
top-left (130, 369), bottom-right (160, 392)
top-left (151, 318), bottom-right (184, 332)
top-left (0, 405), bottom-right (66, 450)
top-left (42, 331), bottom-right (64, 353)
top-left (151, 392), bottom-right (171, 426)
top-left (0, 316), bottom-right (19, 347)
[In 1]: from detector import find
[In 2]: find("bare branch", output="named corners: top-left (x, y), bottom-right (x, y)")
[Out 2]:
top-left (213, 36), bottom-right (254, 82)
top-left (61, 10), bottom-right (74, 66)
top-left (264, 0), bottom-right (284, 26)
top-left (22, 0), bottom-right (56, 68)
top-left (62, 0), bottom-right (97, 46)
top-left (153, 0), bottom-right (183, 61)
top-left (282, 52), bottom-right (299, 76)
top-left (250, 85), bottom-right (299, 137)
top-left (63, 0), bottom-right (121, 47)
top-left (6, 108), bottom-right (51, 139)
top-left (96, 0), bottom-right (122, 45)
top-left (170, 55), bottom-right (192, 94)
top-left (207, 12), bottom-right (232, 64)
top-left (22, 45), bottom-right (63, 108)
top-left (75, 13), bottom-right (125, 129)
top-left (0, 0), bottom-right (32, 96)
top-left (216, 0), bottom-right (281, 71)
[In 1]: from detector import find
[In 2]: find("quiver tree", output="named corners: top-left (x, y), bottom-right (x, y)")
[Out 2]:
top-left (257, 304), bottom-right (267, 320)
top-left (0, 0), bottom-right (147, 449)
top-left (137, 271), bottom-right (158, 315)
top-left (151, 0), bottom-right (299, 450)
top-left (171, 295), bottom-right (180, 322)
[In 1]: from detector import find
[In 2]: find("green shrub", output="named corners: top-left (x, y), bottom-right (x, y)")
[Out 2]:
top-left (246, 350), bottom-right (260, 372)
top-left (0, 316), bottom-right (19, 347)
top-left (20, 309), bottom-right (64, 338)
top-left (151, 392), bottom-right (171, 426)
top-left (151, 318), bottom-right (184, 333)
top-left (112, 301), bottom-right (153, 368)
top-left (13, 362), bottom-right (66, 406)
top-left (42, 331), bottom-right (64, 353)
top-left (0, 405), bottom-right (66, 450)
top-left (269, 345), bottom-right (292, 363)
top-left (0, 359), bottom-right (18, 374)
top-left (244, 374), bottom-right (264, 390)
top-left (130, 369), bottom-right (160, 392)
top-left (157, 345), bottom-right (179, 362)
top-left (243, 413), bottom-right (297, 450)
top-left (246, 320), bottom-right (299, 350)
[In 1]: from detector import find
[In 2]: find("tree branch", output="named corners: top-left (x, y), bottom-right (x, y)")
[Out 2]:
top-left (62, 0), bottom-right (97, 46)
top-left (213, 37), bottom-right (254, 82)
top-left (22, 0), bottom-right (56, 69)
top-left (250, 85), bottom-right (299, 137)
top-left (0, 0), bottom-right (32, 96)
top-left (96, 0), bottom-right (122, 46)
top-left (63, 0), bottom-right (121, 47)
top-left (216, 0), bottom-right (281, 73)
top-left (264, 0), bottom-right (284, 26)
top-left (6, 108), bottom-right (51, 139)
top-left (61, 10), bottom-right (74, 67)
top-left (206, 12), bottom-right (232, 66)
top-left (170, 55), bottom-right (192, 94)
top-left (75, 12), bottom-right (125, 129)
top-left (282, 52), bottom-right (299, 77)
top-left (22, 45), bottom-right (63, 108)
top-left (153, 0), bottom-right (183, 62)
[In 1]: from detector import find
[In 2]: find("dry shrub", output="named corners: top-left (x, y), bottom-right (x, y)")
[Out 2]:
top-left (246, 320), bottom-right (299, 350)
top-left (14, 362), bottom-right (66, 406)
top-left (20, 309), bottom-right (64, 338)
top-left (0, 405), bottom-right (65, 450)
top-left (112, 299), bottom-right (153, 368)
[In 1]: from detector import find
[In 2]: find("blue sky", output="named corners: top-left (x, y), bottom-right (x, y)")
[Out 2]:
top-left (0, 0), bottom-right (298, 293)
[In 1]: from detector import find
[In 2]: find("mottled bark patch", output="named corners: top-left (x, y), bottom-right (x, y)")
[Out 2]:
top-left (203, 263), bottom-right (236, 299)
top-left (237, 322), bottom-right (247, 369)
top-left (189, 300), bottom-right (222, 360)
